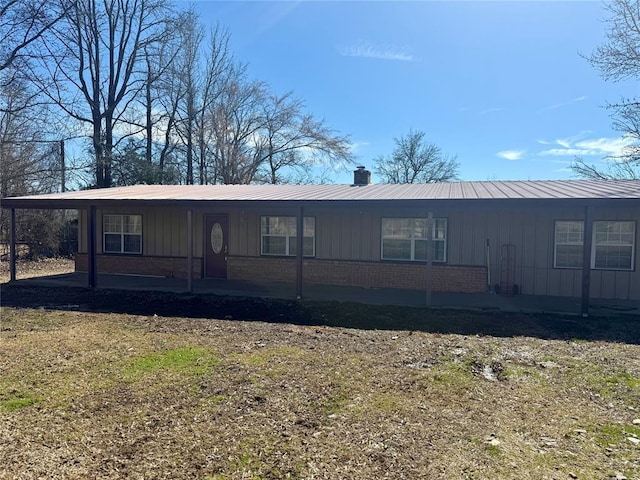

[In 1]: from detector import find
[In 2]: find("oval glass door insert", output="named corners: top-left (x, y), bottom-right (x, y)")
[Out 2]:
top-left (211, 223), bottom-right (223, 254)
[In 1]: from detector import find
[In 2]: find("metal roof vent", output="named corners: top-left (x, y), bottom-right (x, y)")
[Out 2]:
top-left (353, 165), bottom-right (371, 186)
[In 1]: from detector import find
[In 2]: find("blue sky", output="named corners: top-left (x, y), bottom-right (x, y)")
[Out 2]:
top-left (189, 0), bottom-right (639, 183)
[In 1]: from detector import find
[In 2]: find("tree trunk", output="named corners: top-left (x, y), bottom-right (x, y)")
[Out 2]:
top-left (93, 115), bottom-right (104, 187)
top-left (104, 110), bottom-right (113, 188)
top-left (145, 59), bottom-right (153, 166)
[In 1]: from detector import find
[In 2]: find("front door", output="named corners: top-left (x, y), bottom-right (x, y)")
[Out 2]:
top-left (205, 214), bottom-right (228, 278)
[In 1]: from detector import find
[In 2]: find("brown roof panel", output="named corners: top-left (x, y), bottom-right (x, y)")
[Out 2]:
top-left (2, 180), bottom-right (639, 207)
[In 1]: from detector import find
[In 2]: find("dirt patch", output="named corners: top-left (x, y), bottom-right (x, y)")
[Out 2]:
top-left (1, 307), bottom-right (639, 479)
top-left (0, 256), bottom-right (75, 283)
top-left (2, 283), bottom-right (639, 344)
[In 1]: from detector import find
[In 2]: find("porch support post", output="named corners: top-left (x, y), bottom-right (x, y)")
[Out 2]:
top-left (87, 205), bottom-right (97, 288)
top-left (9, 208), bottom-right (16, 282)
top-left (426, 211), bottom-right (433, 307)
top-left (581, 205), bottom-right (593, 317)
top-left (296, 206), bottom-right (304, 300)
top-left (187, 209), bottom-right (193, 293)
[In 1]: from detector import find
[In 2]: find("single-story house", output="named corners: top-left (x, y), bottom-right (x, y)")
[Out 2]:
top-left (2, 168), bottom-right (639, 315)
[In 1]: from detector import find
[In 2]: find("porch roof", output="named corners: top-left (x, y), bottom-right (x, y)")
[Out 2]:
top-left (2, 179), bottom-right (639, 209)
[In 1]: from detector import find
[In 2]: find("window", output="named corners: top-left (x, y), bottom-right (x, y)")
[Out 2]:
top-left (261, 216), bottom-right (315, 256)
top-left (103, 214), bottom-right (142, 254)
top-left (381, 217), bottom-right (447, 262)
top-left (593, 221), bottom-right (635, 270)
top-left (554, 221), bottom-right (584, 268)
top-left (554, 220), bottom-right (635, 270)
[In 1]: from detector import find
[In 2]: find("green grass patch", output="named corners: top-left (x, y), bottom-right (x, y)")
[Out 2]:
top-left (365, 392), bottom-right (404, 414)
top-left (485, 443), bottom-right (502, 457)
top-left (594, 424), bottom-right (640, 447)
top-left (312, 391), bottom-right (350, 415)
top-left (123, 346), bottom-right (219, 379)
top-left (502, 364), bottom-right (546, 383)
top-left (0, 391), bottom-right (41, 411)
top-left (424, 357), bottom-right (475, 391)
top-left (582, 368), bottom-right (640, 398)
top-left (602, 371), bottom-right (640, 391)
top-left (235, 345), bottom-right (307, 367)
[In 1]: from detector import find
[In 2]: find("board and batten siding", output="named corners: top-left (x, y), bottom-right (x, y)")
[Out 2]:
top-left (588, 205), bottom-right (639, 300)
top-left (77, 201), bottom-right (639, 300)
top-left (299, 203), bottom-right (638, 300)
top-left (78, 207), bottom-right (204, 258)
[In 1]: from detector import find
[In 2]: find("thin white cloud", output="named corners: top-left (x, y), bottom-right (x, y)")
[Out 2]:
top-left (497, 150), bottom-right (525, 161)
top-left (338, 42), bottom-right (414, 62)
top-left (538, 134), bottom-right (635, 157)
top-left (539, 96), bottom-right (587, 112)
top-left (479, 107), bottom-right (505, 116)
top-left (349, 140), bottom-right (370, 154)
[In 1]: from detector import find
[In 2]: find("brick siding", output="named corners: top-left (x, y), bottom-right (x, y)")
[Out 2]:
top-left (75, 254), bottom-right (487, 293)
top-left (75, 254), bottom-right (202, 278)
top-left (228, 256), bottom-right (487, 293)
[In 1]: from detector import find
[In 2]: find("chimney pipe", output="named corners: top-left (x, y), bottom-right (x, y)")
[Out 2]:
top-left (353, 165), bottom-right (371, 186)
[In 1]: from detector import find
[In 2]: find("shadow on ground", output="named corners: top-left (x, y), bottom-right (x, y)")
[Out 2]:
top-left (1, 284), bottom-right (639, 344)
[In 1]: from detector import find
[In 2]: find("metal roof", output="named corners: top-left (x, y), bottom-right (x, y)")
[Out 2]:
top-left (2, 180), bottom-right (639, 208)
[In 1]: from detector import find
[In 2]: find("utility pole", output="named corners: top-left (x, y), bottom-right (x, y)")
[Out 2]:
top-left (1, 137), bottom-right (78, 192)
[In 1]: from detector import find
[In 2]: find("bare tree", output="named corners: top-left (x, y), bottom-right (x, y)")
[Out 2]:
top-left (0, 0), bottom-right (68, 72)
top-left (573, 0), bottom-right (640, 179)
top-left (204, 81), bottom-right (352, 185)
top-left (147, 14), bottom-right (233, 185)
top-left (30, 0), bottom-right (172, 188)
top-left (571, 101), bottom-right (640, 179)
top-left (195, 25), bottom-right (233, 184)
top-left (253, 92), bottom-right (353, 184)
top-left (374, 130), bottom-right (459, 184)
top-left (0, 76), bottom-right (61, 197)
top-left (20, 2), bottom-right (351, 188)
top-left (139, 18), bottom-right (181, 170)
top-left (154, 43), bottom-right (184, 182)
top-left (210, 73), bottom-right (269, 184)
top-left (170, 8), bottom-right (204, 185)
top-left (571, 156), bottom-right (639, 179)
top-left (0, 74), bottom-right (70, 259)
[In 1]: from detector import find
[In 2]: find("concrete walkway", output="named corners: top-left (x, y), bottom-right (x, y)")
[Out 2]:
top-left (5, 271), bottom-right (640, 317)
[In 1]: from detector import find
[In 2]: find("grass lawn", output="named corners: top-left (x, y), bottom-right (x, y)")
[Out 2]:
top-left (1, 301), bottom-right (639, 479)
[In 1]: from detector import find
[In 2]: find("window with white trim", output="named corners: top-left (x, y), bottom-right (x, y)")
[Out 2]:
top-left (593, 221), bottom-right (635, 270)
top-left (103, 214), bottom-right (142, 254)
top-left (260, 216), bottom-right (315, 256)
top-left (554, 220), bottom-right (635, 270)
top-left (381, 217), bottom-right (447, 262)
top-left (554, 221), bottom-right (584, 268)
